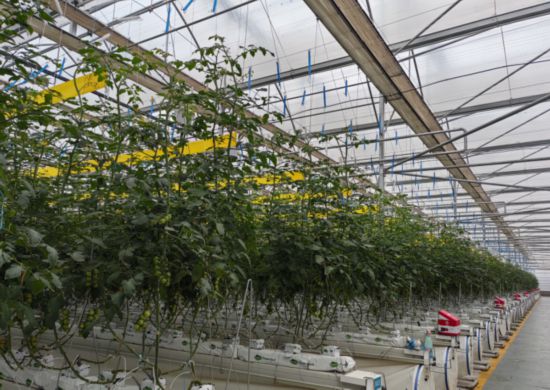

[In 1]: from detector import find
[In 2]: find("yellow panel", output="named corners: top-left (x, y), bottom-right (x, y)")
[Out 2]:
top-left (34, 72), bottom-right (107, 105)
top-left (248, 171), bottom-right (304, 185)
top-left (36, 134), bottom-right (236, 178)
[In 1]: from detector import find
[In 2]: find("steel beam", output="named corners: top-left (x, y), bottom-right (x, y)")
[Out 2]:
top-left (26, 0), bottom-right (335, 165)
top-left (395, 166), bottom-right (550, 185)
top-left (304, 0), bottom-right (525, 256)
top-left (245, 2), bottom-right (550, 89)
top-left (306, 92), bottom-right (550, 138)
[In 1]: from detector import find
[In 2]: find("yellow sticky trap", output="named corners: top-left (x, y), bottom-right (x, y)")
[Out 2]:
top-left (247, 171), bottom-right (304, 186)
top-left (36, 134), bottom-right (237, 178)
top-left (34, 72), bottom-right (107, 105)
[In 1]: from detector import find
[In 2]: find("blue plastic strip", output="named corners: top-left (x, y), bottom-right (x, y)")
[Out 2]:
top-left (301, 89), bottom-right (306, 106)
top-left (413, 365), bottom-right (421, 390)
top-left (476, 328), bottom-right (481, 361)
top-left (31, 63), bottom-right (49, 80)
top-left (58, 57), bottom-right (66, 77)
top-left (433, 172), bottom-right (436, 188)
top-left (165, 2), bottom-right (171, 33)
top-left (348, 120), bottom-right (353, 134)
top-left (0, 190), bottom-right (4, 231)
top-left (170, 124), bottom-right (176, 141)
top-left (320, 124), bottom-right (325, 135)
top-left (282, 95), bottom-right (287, 117)
top-left (212, 0), bottom-right (218, 13)
top-left (276, 61), bottom-right (281, 84)
top-left (344, 79), bottom-right (348, 96)
top-left (444, 347), bottom-right (450, 390)
top-left (247, 66), bottom-right (252, 91)
top-left (3, 80), bottom-right (18, 92)
top-left (374, 134), bottom-right (378, 152)
top-left (412, 152), bottom-right (416, 166)
top-left (307, 49), bottom-right (312, 77)
top-left (323, 85), bottom-right (327, 107)
top-left (182, 0), bottom-right (194, 11)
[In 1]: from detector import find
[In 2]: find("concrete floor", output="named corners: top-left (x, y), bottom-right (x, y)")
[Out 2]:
top-left (484, 297), bottom-right (550, 390)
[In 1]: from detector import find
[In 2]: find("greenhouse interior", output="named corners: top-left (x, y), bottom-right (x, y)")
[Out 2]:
top-left (1, 0), bottom-right (550, 389)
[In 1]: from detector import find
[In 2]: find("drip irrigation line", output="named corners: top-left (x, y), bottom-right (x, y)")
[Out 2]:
top-left (386, 90), bottom-right (550, 172)
top-left (442, 44), bottom-right (550, 120)
top-left (393, 0), bottom-right (463, 57)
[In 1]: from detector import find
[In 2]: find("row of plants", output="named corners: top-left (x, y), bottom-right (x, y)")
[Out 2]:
top-left (0, 0), bottom-right (537, 385)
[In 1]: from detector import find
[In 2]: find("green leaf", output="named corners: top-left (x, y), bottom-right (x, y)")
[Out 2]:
top-left (25, 227), bottom-right (43, 246)
top-left (5, 264), bottom-right (23, 280)
top-left (215, 222), bottom-right (225, 235)
top-left (46, 245), bottom-right (58, 265)
top-left (0, 249), bottom-right (11, 267)
top-left (70, 251), bottom-right (85, 263)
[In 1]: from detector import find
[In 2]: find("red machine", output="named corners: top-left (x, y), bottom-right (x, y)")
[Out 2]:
top-left (494, 296), bottom-right (507, 310)
top-left (437, 310), bottom-right (461, 336)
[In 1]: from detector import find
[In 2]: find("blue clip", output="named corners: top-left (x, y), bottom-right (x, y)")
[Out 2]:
top-left (3, 80), bottom-right (18, 92)
top-left (170, 124), bottom-right (176, 141)
top-left (282, 95), bottom-right (287, 117)
top-left (58, 57), bottom-right (66, 78)
top-left (432, 172), bottom-right (436, 188)
top-left (348, 120), bottom-right (353, 135)
top-left (183, 0), bottom-right (194, 12)
top-left (307, 49), bottom-right (312, 78)
top-left (301, 89), bottom-right (306, 106)
top-left (165, 2), bottom-right (171, 33)
top-left (212, 0), bottom-right (218, 13)
top-left (344, 79), bottom-right (348, 96)
top-left (320, 124), bottom-right (325, 135)
top-left (0, 190), bottom-right (4, 231)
